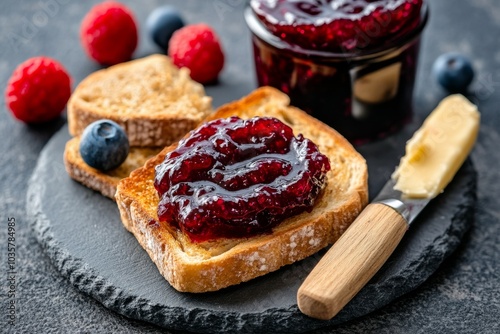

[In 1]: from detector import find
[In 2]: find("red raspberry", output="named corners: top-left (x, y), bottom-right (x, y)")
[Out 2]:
top-left (5, 57), bottom-right (72, 123)
top-left (168, 24), bottom-right (224, 84)
top-left (80, 1), bottom-right (138, 65)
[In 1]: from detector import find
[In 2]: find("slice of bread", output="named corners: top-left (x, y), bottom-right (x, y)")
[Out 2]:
top-left (67, 54), bottom-right (213, 147)
top-left (64, 137), bottom-right (162, 199)
top-left (115, 87), bottom-right (369, 293)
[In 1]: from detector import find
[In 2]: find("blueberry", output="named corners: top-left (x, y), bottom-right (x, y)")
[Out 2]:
top-left (432, 53), bottom-right (474, 93)
top-left (80, 120), bottom-right (129, 172)
top-left (146, 6), bottom-right (185, 51)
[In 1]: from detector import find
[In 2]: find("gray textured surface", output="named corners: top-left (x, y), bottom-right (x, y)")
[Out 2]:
top-left (1, 0), bottom-right (500, 333)
top-left (26, 123), bottom-right (476, 333)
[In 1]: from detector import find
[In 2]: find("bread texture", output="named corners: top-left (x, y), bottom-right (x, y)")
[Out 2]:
top-left (67, 54), bottom-right (213, 147)
top-left (115, 87), bottom-right (369, 293)
top-left (64, 137), bottom-right (161, 199)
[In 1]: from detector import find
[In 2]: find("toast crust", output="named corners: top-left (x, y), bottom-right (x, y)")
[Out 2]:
top-left (67, 54), bottom-right (212, 147)
top-left (64, 137), bottom-right (161, 199)
top-left (116, 87), bottom-right (369, 292)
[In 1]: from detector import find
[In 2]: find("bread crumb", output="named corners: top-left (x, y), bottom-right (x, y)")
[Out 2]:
top-left (308, 238), bottom-right (320, 246)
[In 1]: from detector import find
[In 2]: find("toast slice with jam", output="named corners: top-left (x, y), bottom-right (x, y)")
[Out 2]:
top-left (115, 87), bottom-right (369, 292)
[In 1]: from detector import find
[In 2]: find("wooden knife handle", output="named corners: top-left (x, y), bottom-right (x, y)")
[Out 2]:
top-left (297, 203), bottom-right (409, 320)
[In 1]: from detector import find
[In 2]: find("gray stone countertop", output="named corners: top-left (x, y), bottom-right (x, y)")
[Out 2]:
top-left (0, 0), bottom-right (499, 333)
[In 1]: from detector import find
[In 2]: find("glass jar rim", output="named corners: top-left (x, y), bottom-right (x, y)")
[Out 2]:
top-left (245, 2), bottom-right (429, 61)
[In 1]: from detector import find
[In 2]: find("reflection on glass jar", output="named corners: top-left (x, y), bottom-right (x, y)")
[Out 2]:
top-left (246, 1), bottom-right (428, 145)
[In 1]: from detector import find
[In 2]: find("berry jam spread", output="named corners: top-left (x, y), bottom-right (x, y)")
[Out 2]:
top-left (251, 0), bottom-right (423, 52)
top-left (154, 116), bottom-right (331, 243)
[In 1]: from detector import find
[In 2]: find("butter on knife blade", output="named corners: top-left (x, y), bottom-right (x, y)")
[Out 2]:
top-left (392, 94), bottom-right (480, 199)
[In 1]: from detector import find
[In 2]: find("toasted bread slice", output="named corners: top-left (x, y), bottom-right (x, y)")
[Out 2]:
top-left (67, 54), bottom-right (212, 147)
top-left (64, 137), bottom-right (161, 199)
top-left (115, 87), bottom-right (369, 293)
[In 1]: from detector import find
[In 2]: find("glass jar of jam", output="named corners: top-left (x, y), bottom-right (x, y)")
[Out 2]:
top-left (246, 0), bottom-right (429, 145)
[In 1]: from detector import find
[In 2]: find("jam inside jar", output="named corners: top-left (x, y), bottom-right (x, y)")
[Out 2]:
top-left (246, 0), bottom-right (429, 145)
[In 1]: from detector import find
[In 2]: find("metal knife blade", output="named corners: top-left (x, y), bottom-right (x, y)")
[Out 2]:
top-left (373, 177), bottom-right (430, 225)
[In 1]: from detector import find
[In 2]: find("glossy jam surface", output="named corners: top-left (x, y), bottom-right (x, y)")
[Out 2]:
top-left (251, 0), bottom-right (423, 52)
top-left (154, 116), bottom-right (331, 242)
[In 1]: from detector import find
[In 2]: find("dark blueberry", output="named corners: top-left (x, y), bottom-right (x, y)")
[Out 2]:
top-left (80, 120), bottom-right (129, 172)
top-left (146, 6), bottom-right (185, 51)
top-left (432, 53), bottom-right (474, 93)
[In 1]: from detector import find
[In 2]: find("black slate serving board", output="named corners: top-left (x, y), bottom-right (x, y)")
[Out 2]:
top-left (27, 122), bottom-right (476, 333)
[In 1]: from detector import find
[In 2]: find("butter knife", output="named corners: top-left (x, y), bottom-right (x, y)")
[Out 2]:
top-left (297, 94), bottom-right (480, 320)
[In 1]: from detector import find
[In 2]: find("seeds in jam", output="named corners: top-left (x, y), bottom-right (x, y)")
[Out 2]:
top-left (154, 116), bottom-right (331, 242)
top-left (250, 0), bottom-right (423, 52)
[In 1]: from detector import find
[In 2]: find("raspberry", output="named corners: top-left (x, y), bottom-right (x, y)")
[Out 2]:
top-left (168, 23), bottom-right (224, 84)
top-left (80, 1), bottom-right (138, 65)
top-left (5, 57), bottom-right (72, 123)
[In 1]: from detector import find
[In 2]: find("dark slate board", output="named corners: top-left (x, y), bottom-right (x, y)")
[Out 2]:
top-left (27, 123), bottom-right (476, 334)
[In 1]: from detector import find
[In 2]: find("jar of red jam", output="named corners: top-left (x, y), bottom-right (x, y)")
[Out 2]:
top-left (246, 0), bottom-right (428, 145)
